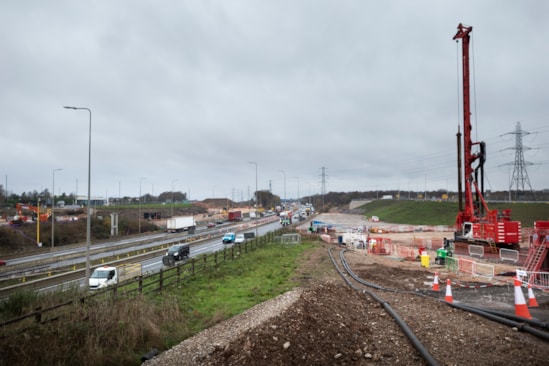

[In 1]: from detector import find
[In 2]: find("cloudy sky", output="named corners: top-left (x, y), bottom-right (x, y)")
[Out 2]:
top-left (1, 1), bottom-right (548, 202)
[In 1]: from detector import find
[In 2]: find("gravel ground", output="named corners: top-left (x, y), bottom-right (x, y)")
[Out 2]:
top-left (144, 216), bottom-right (549, 366)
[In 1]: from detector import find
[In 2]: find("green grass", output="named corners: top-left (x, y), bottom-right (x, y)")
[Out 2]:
top-left (1, 240), bottom-right (315, 365)
top-left (359, 199), bottom-right (549, 227)
top-left (174, 243), bottom-right (311, 341)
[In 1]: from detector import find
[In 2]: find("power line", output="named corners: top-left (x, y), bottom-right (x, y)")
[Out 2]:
top-left (319, 167), bottom-right (328, 208)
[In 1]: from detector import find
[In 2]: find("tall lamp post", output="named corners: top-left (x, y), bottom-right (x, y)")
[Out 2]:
top-left (63, 106), bottom-right (92, 281)
top-left (279, 170), bottom-right (286, 206)
top-left (248, 162), bottom-right (258, 238)
top-left (51, 168), bottom-right (62, 248)
top-left (37, 197), bottom-right (41, 246)
top-left (171, 179), bottom-right (178, 217)
top-left (292, 176), bottom-right (300, 204)
top-left (139, 177), bottom-right (146, 233)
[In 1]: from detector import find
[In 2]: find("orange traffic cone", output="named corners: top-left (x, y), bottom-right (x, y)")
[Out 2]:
top-left (432, 272), bottom-right (440, 291)
top-left (514, 277), bottom-right (532, 319)
top-left (528, 284), bottom-right (539, 307)
top-left (445, 279), bottom-right (453, 303)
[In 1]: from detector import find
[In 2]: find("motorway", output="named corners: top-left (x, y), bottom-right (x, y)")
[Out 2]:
top-left (0, 215), bottom-right (284, 296)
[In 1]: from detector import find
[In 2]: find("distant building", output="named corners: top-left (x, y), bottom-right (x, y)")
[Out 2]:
top-left (75, 195), bottom-right (105, 207)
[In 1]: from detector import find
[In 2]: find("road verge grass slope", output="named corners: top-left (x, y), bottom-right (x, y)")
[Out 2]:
top-left (1, 241), bottom-right (315, 365)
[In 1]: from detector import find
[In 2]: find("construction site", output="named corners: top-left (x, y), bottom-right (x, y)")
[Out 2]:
top-left (143, 23), bottom-right (549, 366)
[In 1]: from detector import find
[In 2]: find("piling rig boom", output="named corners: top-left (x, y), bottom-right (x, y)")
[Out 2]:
top-left (452, 23), bottom-right (521, 249)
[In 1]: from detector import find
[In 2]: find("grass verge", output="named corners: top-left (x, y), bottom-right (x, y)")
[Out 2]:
top-left (360, 199), bottom-right (549, 226)
top-left (1, 241), bottom-right (315, 366)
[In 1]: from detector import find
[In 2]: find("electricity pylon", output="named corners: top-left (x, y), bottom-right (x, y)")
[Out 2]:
top-left (501, 122), bottom-right (536, 200)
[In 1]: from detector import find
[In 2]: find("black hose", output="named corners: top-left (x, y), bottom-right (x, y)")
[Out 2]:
top-left (333, 248), bottom-right (549, 343)
top-left (446, 302), bottom-right (549, 341)
top-left (328, 248), bottom-right (440, 366)
top-left (456, 304), bottom-right (549, 330)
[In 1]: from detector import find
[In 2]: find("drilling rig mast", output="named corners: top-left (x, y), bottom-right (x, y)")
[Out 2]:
top-left (453, 23), bottom-right (521, 250)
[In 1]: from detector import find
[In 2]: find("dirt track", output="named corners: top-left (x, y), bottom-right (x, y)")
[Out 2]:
top-left (146, 214), bottom-right (549, 365)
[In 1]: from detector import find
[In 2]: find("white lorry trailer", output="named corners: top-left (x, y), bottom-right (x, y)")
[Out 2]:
top-left (88, 263), bottom-right (142, 290)
top-left (166, 216), bottom-right (196, 233)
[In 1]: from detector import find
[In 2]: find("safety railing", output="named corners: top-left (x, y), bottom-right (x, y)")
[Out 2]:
top-left (499, 248), bottom-right (520, 263)
top-left (516, 270), bottom-right (549, 289)
top-left (1, 231), bottom-right (282, 333)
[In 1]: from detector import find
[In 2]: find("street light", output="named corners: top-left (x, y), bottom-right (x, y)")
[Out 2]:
top-left (51, 168), bottom-right (62, 248)
top-left (249, 162), bottom-right (258, 238)
top-left (279, 170), bottom-right (286, 206)
top-left (139, 177), bottom-right (146, 233)
top-left (171, 179), bottom-right (178, 217)
top-left (63, 106), bottom-right (92, 281)
top-left (292, 176), bottom-right (300, 204)
top-left (37, 196), bottom-right (41, 247)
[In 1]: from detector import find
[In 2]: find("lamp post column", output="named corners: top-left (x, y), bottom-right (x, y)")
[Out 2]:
top-left (51, 168), bottom-right (62, 248)
top-left (279, 170), bottom-right (286, 207)
top-left (139, 177), bottom-right (146, 233)
top-left (293, 176), bottom-right (300, 204)
top-left (37, 197), bottom-right (41, 246)
top-left (249, 162), bottom-right (258, 238)
top-left (171, 179), bottom-right (178, 217)
top-left (64, 106), bottom-right (92, 281)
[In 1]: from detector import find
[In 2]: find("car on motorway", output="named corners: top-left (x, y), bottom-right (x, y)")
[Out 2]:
top-left (234, 234), bottom-right (246, 243)
top-left (207, 222), bottom-right (216, 228)
top-left (216, 219), bottom-right (224, 225)
top-left (0, 259), bottom-right (6, 266)
top-left (165, 243), bottom-right (190, 261)
top-left (222, 232), bottom-right (236, 244)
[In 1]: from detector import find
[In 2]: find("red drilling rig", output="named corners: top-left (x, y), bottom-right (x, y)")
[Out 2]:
top-left (452, 24), bottom-right (521, 251)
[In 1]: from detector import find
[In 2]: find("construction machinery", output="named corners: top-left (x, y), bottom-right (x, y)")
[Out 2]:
top-left (452, 24), bottom-right (521, 250)
top-left (10, 203), bottom-right (51, 224)
top-left (523, 221), bottom-right (549, 273)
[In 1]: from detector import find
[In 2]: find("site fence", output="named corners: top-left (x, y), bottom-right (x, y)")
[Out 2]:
top-left (517, 270), bottom-right (549, 290)
top-left (468, 245), bottom-right (485, 258)
top-left (444, 256), bottom-right (495, 279)
top-left (381, 225), bottom-right (453, 233)
top-left (499, 248), bottom-right (520, 263)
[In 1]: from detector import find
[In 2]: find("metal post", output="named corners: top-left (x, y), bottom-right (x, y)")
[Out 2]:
top-left (249, 162), bottom-right (258, 238)
top-left (293, 176), bottom-right (300, 204)
top-left (51, 168), bottom-right (62, 248)
top-left (279, 170), bottom-right (286, 206)
top-left (171, 179), bottom-right (178, 217)
top-left (36, 197), bottom-right (41, 246)
top-left (64, 106), bottom-right (92, 281)
top-left (139, 177), bottom-right (146, 233)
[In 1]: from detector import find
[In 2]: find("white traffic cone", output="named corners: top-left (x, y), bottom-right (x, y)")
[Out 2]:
top-left (528, 284), bottom-right (539, 308)
top-left (514, 277), bottom-right (532, 319)
top-left (431, 272), bottom-right (440, 292)
top-left (444, 279), bottom-right (453, 303)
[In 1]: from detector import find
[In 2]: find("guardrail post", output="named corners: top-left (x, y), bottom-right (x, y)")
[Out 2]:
top-left (191, 258), bottom-right (195, 275)
top-left (34, 306), bottom-right (42, 323)
top-left (158, 268), bottom-right (163, 292)
top-left (138, 276), bottom-right (143, 294)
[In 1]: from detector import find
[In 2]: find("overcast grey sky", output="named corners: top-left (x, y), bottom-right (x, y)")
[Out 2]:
top-left (1, 1), bottom-right (548, 201)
